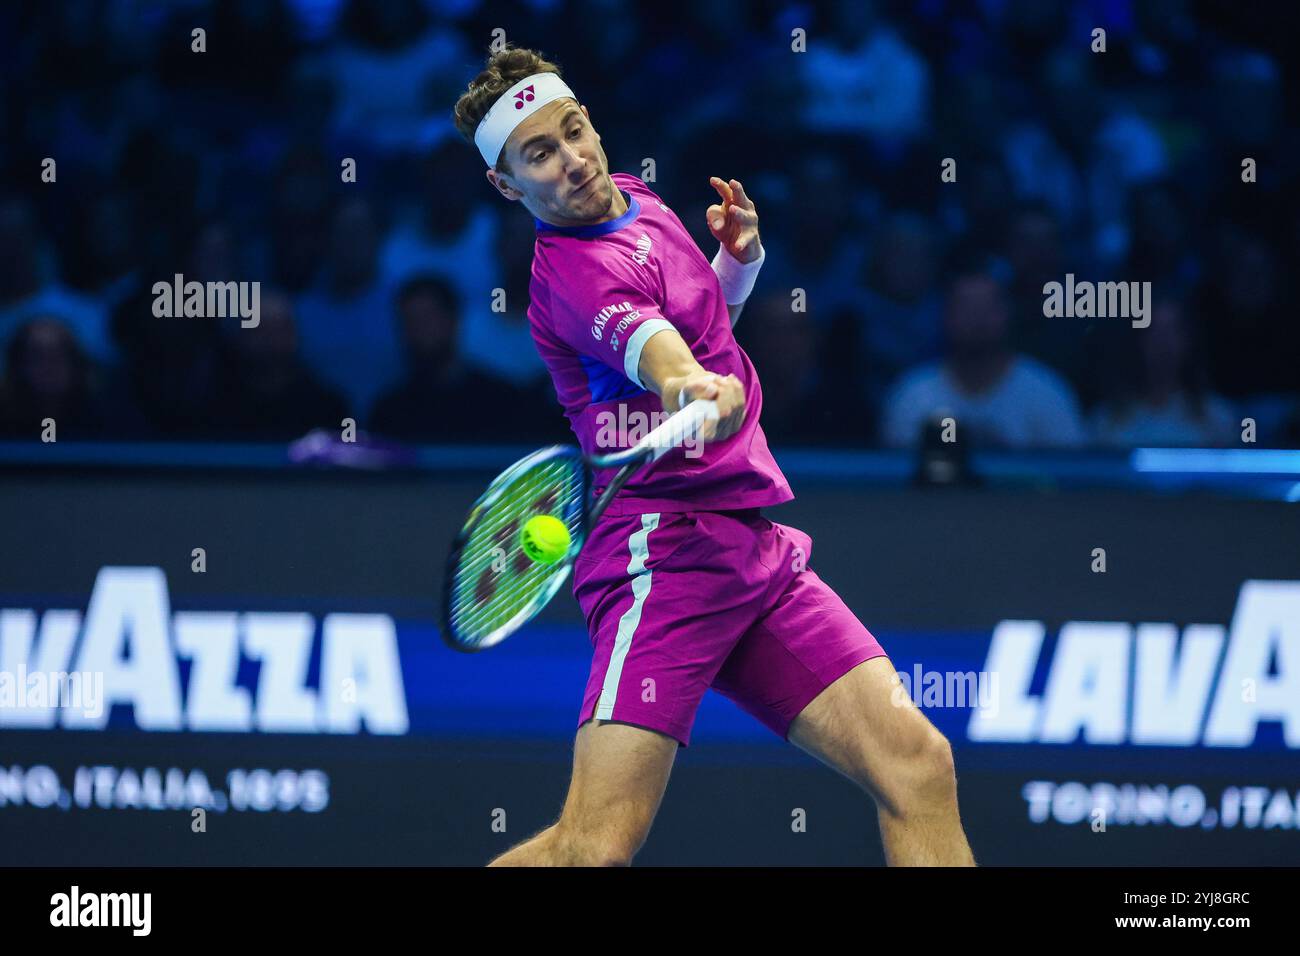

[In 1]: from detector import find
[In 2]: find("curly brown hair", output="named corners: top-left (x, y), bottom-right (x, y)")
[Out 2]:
top-left (451, 44), bottom-right (565, 175)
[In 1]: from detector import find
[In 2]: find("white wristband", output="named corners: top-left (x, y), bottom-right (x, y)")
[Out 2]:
top-left (712, 243), bottom-right (765, 305)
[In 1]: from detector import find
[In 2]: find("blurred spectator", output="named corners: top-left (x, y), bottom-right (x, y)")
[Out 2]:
top-left (294, 194), bottom-right (400, 417)
top-left (858, 211), bottom-right (944, 406)
top-left (329, 0), bottom-right (469, 154)
top-left (1211, 50), bottom-right (1282, 152)
top-left (187, 218), bottom-right (241, 286)
top-left (881, 272), bottom-right (1085, 448)
top-left (1089, 109), bottom-right (1171, 268)
top-left (62, 191), bottom-right (141, 313)
top-left (1125, 180), bottom-right (1200, 289)
top-left (1090, 295), bottom-right (1236, 447)
top-left (0, 196), bottom-right (111, 363)
top-left (0, 317), bottom-right (102, 438)
top-left (370, 274), bottom-right (568, 443)
top-left (215, 289), bottom-right (349, 440)
top-left (797, 0), bottom-right (930, 147)
top-left (738, 292), bottom-right (866, 445)
top-left (1199, 226), bottom-right (1297, 400)
top-left (939, 151), bottom-right (1014, 251)
top-left (207, 0), bottom-right (299, 96)
top-left (269, 145), bottom-right (335, 292)
top-left (100, 286), bottom-right (224, 438)
top-left (379, 141), bottom-right (542, 383)
top-left (1002, 79), bottom-right (1087, 232)
top-left (115, 129), bottom-right (202, 265)
top-left (472, 204), bottom-right (550, 386)
top-left (1001, 201), bottom-right (1095, 399)
top-left (757, 149), bottom-right (871, 327)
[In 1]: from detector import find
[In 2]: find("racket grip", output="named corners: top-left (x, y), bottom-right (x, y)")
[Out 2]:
top-left (643, 398), bottom-right (720, 461)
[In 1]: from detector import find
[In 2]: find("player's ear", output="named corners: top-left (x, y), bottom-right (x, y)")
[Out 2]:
top-left (487, 168), bottom-right (516, 201)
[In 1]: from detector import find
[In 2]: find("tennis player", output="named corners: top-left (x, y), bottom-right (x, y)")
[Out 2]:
top-left (453, 46), bottom-right (975, 866)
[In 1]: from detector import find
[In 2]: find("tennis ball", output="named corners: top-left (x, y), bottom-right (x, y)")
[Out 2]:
top-left (521, 514), bottom-right (571, 564)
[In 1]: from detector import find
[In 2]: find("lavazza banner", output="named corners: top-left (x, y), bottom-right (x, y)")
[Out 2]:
top-left (1, 469), bottom-right (1297, 864)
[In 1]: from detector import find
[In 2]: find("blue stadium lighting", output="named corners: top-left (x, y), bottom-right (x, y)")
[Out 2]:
top-left (1131, 448), bottom-right (1300, 475)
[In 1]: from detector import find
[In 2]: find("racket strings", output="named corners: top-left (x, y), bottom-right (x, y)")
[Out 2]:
top-left (455, 464), bottom-right (574, 598)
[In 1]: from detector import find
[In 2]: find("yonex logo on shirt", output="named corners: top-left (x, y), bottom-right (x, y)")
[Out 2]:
top-left (591, 300), bottom-right (636, 341)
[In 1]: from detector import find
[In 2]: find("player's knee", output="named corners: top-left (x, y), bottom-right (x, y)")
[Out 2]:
top-left (895, 730), bottom-right (958, 812)
top-left (866, 727), bottom-right (957, 817)
top-left (920, 730), bottom-right (957, 794)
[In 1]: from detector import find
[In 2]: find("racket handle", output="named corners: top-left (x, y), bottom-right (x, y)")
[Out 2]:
top-left (640, 398), bottom-right (720, 461)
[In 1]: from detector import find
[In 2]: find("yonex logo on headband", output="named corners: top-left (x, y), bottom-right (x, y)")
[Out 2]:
top-left (514, 85), bottom-right (535, 109)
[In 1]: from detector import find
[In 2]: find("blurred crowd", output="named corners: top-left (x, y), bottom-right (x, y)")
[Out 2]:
top-left (1, 0), bottom-right (1297, 449)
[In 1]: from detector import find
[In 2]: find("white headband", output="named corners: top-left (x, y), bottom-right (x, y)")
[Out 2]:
top-left (474, 72), bottom-right (579, 168)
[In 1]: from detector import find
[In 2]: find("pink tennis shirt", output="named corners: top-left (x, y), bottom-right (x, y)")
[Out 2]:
top-left (527, 172), bottom-right (793, 517)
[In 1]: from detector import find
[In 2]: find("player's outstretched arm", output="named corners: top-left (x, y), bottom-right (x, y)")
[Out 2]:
top-left (707, 176), bottom-right (765, 328)
top-left (636, 326), bottom-right (746, 441)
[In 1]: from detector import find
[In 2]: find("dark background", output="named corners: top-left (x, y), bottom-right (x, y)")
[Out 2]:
top-left (0, 0), bottom-right (1297, 448)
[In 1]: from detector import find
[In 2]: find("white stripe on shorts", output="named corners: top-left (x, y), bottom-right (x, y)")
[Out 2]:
top-left (595, 512), bottom-right (660, 721)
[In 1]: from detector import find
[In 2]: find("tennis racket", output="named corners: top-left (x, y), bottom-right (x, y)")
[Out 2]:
top-left (441, 398), bottom-right (719, 652)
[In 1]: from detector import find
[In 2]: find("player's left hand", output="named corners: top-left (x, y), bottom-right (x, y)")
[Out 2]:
top-left (707, 177), bottom-right (762, 265)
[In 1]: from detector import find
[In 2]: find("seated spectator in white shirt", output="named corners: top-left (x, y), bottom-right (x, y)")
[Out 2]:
top-left (1091, 296), bottom-right (1237, 447)
top-left (882, 272), bottom-right (1086, 449)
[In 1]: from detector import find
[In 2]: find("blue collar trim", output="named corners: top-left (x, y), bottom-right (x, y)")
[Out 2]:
top-left (535, 189), bottom-right (639, 237)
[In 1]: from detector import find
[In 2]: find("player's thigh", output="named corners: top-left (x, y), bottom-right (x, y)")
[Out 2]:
top-left (787, 656), bottom-right (955, 816)
top-left (712, 563), bottom-right (887, 745)
top-left (557, 718), bottom-right (678, 850)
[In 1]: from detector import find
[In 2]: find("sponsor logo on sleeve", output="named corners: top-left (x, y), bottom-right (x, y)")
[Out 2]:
top-left (591, 300), bottom-right (636, 342)
top-left (632, 233), bottom-right (653, 266)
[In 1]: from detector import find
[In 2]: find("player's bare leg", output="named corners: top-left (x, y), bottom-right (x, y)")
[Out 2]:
top-left (788, 656), bottom-right (976, 866)
top-left (488, 719), bottom-right (677, 866)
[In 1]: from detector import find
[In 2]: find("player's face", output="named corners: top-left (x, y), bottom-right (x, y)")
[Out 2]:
top-left (493, 101), bottom-right (617, 227)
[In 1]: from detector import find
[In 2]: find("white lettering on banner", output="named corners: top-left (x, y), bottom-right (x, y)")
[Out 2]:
top-left (969, 581), bottom-right (1300, 748)
top-left (0, 567), bottom-right (409, 735)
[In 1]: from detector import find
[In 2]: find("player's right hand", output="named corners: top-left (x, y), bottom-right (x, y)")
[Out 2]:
top-left (678, 370), bottom-right (745, 441)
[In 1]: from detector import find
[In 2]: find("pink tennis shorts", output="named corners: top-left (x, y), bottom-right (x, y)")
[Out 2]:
top-left (571, 507), bottom-right (887, 746)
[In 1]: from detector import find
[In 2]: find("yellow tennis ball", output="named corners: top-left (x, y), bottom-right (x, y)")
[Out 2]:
top-left (521, 514), bottom-right (571, 564)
